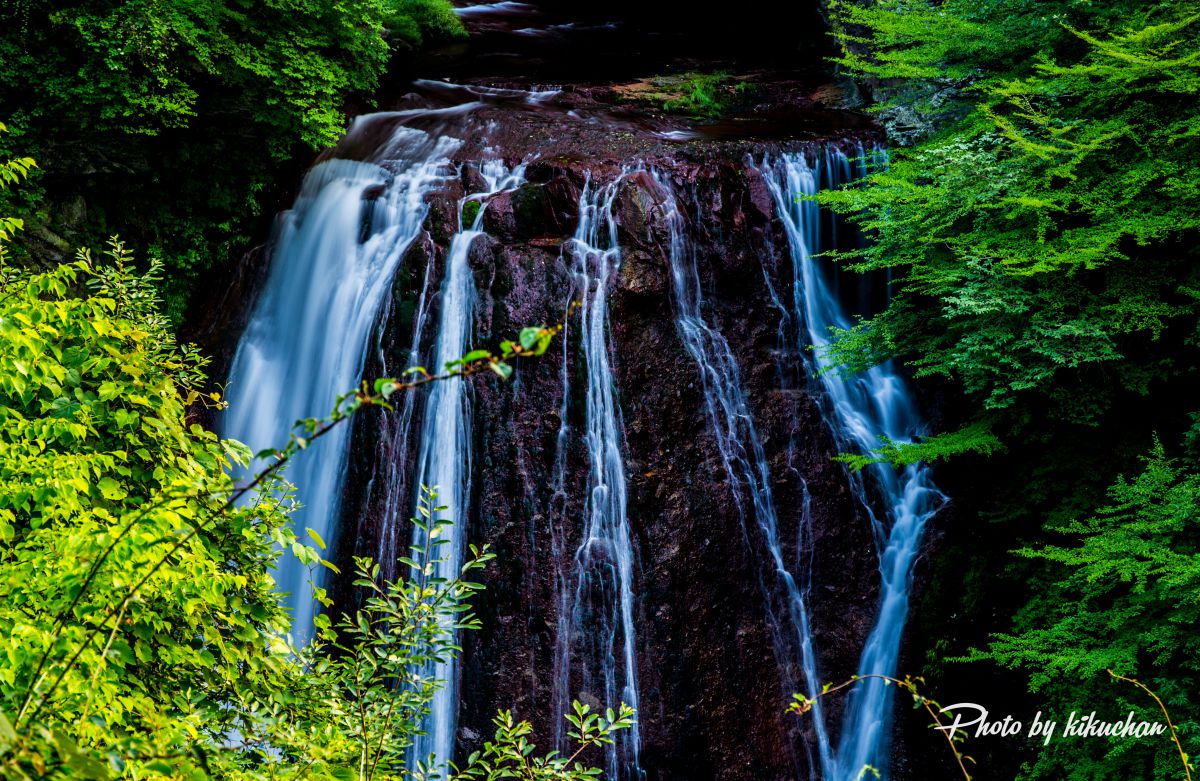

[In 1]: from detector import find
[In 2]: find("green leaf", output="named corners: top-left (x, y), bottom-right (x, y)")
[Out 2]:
top-left (519, 327), bottom-right (542, 350)
top-left (460, 349), bottom-right (491, 364)
top-left (97, 477), bottom-right (126, 501)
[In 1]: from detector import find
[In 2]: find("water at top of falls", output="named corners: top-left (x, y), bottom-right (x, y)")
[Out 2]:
top-left (221, 125), bottom-right (462, 645)
top-left (406, 158), bottom-right (527, 771)
top-left (412, 78), bottom-right (562, 105)
top-left (756, 147), bottom-right (946, 781)
top-left (552, 172), bottom-right (642, 781)
top-left (453, 1), bottom-right (535, 17)
top-left (652, 168), bottom-right (833, 780)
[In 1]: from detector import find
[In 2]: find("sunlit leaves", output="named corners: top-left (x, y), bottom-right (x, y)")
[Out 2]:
top-left (0, 237), bottom-right (572, 778)
top-left (0, 243), bottom-right (298, 778)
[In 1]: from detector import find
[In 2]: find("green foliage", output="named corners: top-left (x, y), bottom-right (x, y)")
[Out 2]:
top-left (227, 499), bottom-right (498, 781)
top-left (0, 238), bottom-right (298, 776)
top-left (621, 72), bottom-right (754, 119)
top-left (461, 199), bottom-right (482, 228)
top-left (662, 72), bottom-right (735, 117)
top-left (824, 5), bottom-right (1200, 779)
top-left (822, 1), bottom-right (1200, 423)
top-left (383, 0), bottom-right (466, 50)
top-left (969, 442), bottom-right (1200, 779)
top-left (0, 0), bottom-right (462, 317)
top-left (0, 144), bottom-right (559, 775)
top-left (5, 1), bottom-right (386, 143)
top-left (836, 420), bottom-right (1004, 470)
top-left (0, 123), bottom-right (34, 272)
top-left (449, 702), bottom-right (635, 781)
top-left (0, 182), bottom-right (596, 774)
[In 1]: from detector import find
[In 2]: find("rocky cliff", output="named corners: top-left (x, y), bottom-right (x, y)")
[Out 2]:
top-left (306, 106), bottom-right (888, 779)
top-left (184, 4), bottom-right (950, 777)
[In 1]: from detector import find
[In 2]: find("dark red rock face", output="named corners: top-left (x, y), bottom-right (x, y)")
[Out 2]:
top-left (328, 142), bottom-right (882, 781)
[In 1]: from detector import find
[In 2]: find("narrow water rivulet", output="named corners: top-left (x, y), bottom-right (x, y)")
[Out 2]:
top-left (758, 149), bottom-right (946, 780)
top-left (655, 168), bottom-right (832, 779)
top-left (552, 173), bottom-right (642, 781)
top-left (406, 158), bottom-right (527, 769)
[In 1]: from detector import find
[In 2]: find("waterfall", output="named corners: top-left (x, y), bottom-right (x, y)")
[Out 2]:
top-left (406, 158), bottom-right (526, 771)
top-left (757, 148), bottom-right (945, 781)
top-left (552, 173), bottom-right (642, 780)
top-left (653, 170), bottom-right (832, 779)
top-left (221, 124), bottom-right (460, 645)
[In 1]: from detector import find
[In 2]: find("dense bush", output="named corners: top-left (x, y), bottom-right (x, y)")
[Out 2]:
top-left (384, 0), bottom-right (469, 49)
top-left (0, 0), bottom-right (464, 319)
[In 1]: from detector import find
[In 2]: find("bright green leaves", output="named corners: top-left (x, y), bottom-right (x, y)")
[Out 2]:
top-left (450, 701), bottom-right (635, 781)
top-left (836, 420), bottom-right (1005, 470)
top-left (988, 441), bottom-right (1200, 685)
top-left (0, 223), bottom-right (570, 778)
top-left (970, 441), bottom-right (1200, 780)
top-left (0, 246), bottom-right (295, 778)
top-left (382, 0), bottom-right (467, 50)
top-left (823, 7), bottom-right (1200, 780)
top-left (395, 320), bottom-right (570, 385)
top-left (458, 349), bottom-right (492, 365)
top-left (827, 0), bottom-right (995, 81)
top-left (95, 477), bottom-right (125, 501)
top-left (372, 377), bottom-right (399, 399)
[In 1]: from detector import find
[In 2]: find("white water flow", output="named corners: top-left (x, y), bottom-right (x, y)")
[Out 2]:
top-left (554, 173), bottom-right (642, 781)
top-left (652, 171), bottom-right (832, 779)
top-left (758, 148), bottom-right (944, 781)
top-left (407, 159), bottom-right (526, 771)
top-left (548, 292), bottom-right (576, 752)
top-left (371, 255), bottom-right (435, 586)
top-left (222, 124), bottom-right (460, 645)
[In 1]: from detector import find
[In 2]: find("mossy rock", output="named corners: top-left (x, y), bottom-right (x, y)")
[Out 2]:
top-left (512, 184), bottom-right (549, 239)
top-left (462, 199), bottom-right (482, 227)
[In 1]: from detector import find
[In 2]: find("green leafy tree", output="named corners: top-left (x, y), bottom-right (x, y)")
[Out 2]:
top-left (0, 237), bottom-right (297, 776)
top-left (820, 3), bottom-right (1200, 779)
top-left (0, 0), bottom-right (464, 317)
top-left (0, 244), bottom-right (618, 778)
top-left (976, 443), bottom-right (1199, 780)
top-left (822, 0), bottom-right (1199, 426)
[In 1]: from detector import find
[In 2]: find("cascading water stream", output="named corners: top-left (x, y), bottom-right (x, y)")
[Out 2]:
top-left (652, 170), bottom-right (832, 779)
top-left (757, 148), bottom-right (945, 781)
top-left (217, 66), bottom-right (909, 780)
top-left (552, 173), bottom-right (642, 781)
top-left (548, 296), bottom-right (576, 752)
top-left (221, 124), bottom-right (460, 645)
top-left (406, 158), bottom-right (526, 770)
